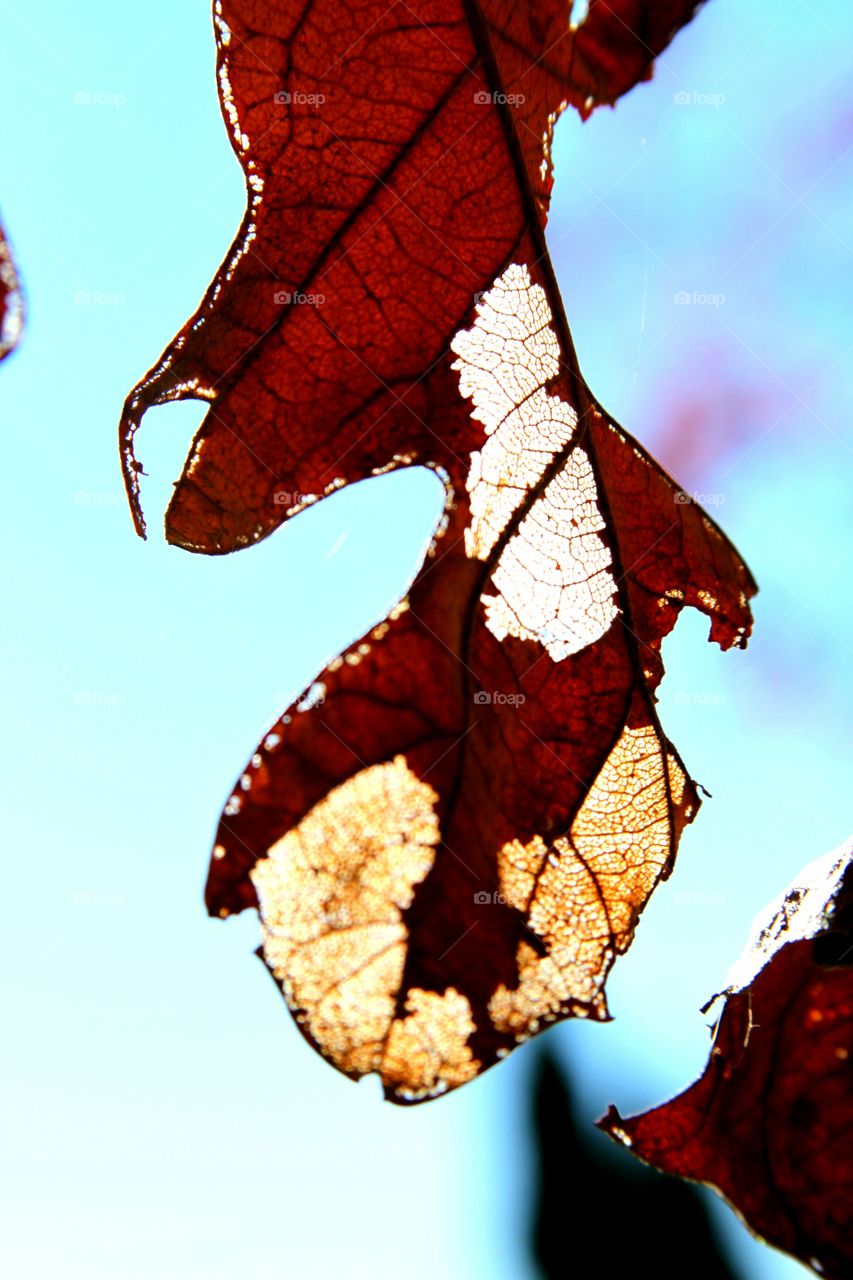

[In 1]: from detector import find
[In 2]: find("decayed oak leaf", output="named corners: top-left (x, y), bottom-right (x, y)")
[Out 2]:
top-left (0, 219), bottom-right (23, 361)
top-left (600, 842), bottom-right (853, 1278)
top-left (120, 0), bottom-right (755, 1102)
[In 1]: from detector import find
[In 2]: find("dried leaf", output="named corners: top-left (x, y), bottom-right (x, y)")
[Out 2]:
top-left (0, 219), bottom-right (23, 361)
top-left (120, 0), bottom-right (754, 1102)
top-left (600, 841), bottom-right (853, 1278)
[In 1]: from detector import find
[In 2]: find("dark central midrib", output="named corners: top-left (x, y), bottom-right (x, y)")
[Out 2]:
top-left (434, 0), bottom-right (656, 896)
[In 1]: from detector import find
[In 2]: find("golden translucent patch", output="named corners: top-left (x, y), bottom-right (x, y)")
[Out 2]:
top-left (496, 835), bottom-right (548, 912)
top-left (490, 724), bottom-right (682, 1036)
top-left (666, 750), bottom-right (688, 810)
top-left (571, 724), bottom-right (679, 946)
top-left (489, 837), bottom-right (610, 1035)
top-left (250, 757), bottom-right (480, 1096)
top-left (383, 987), bottom-right (479, 1100)
top-left (450, 262), bottom-right (618, 660)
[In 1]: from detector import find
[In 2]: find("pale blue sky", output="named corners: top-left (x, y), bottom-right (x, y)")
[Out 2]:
top-left (3, 2), bottom-right (851, 1277)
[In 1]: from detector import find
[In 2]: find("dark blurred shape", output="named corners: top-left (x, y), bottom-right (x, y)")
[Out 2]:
top-left (529, 1047), bottom-right (742, 1280)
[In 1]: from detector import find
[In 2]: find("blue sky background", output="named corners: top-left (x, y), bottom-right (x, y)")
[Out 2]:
top-left (2, 2), bottom-right (851, 1277)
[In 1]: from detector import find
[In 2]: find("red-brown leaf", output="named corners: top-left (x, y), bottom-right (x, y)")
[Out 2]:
top-left (120, 0), bottom-right (754, 1102)
top-left (0, 219), bottom-right (23, 361)
top-left (600, 845), bottom-right (853, 1278)
top-left (569, 0), bottom-right (707, 111)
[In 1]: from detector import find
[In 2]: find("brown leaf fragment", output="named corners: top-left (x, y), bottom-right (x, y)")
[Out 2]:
top-left (0, 218), bottom-right (23, 361)
top-left (600, 841), bottom-right (853, 1279)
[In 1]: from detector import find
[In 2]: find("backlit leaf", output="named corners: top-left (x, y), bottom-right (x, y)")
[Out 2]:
top-left (120, 0), bottom-right (754, 1102)
top-left (600, 841), bottom-right (853, 1278)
